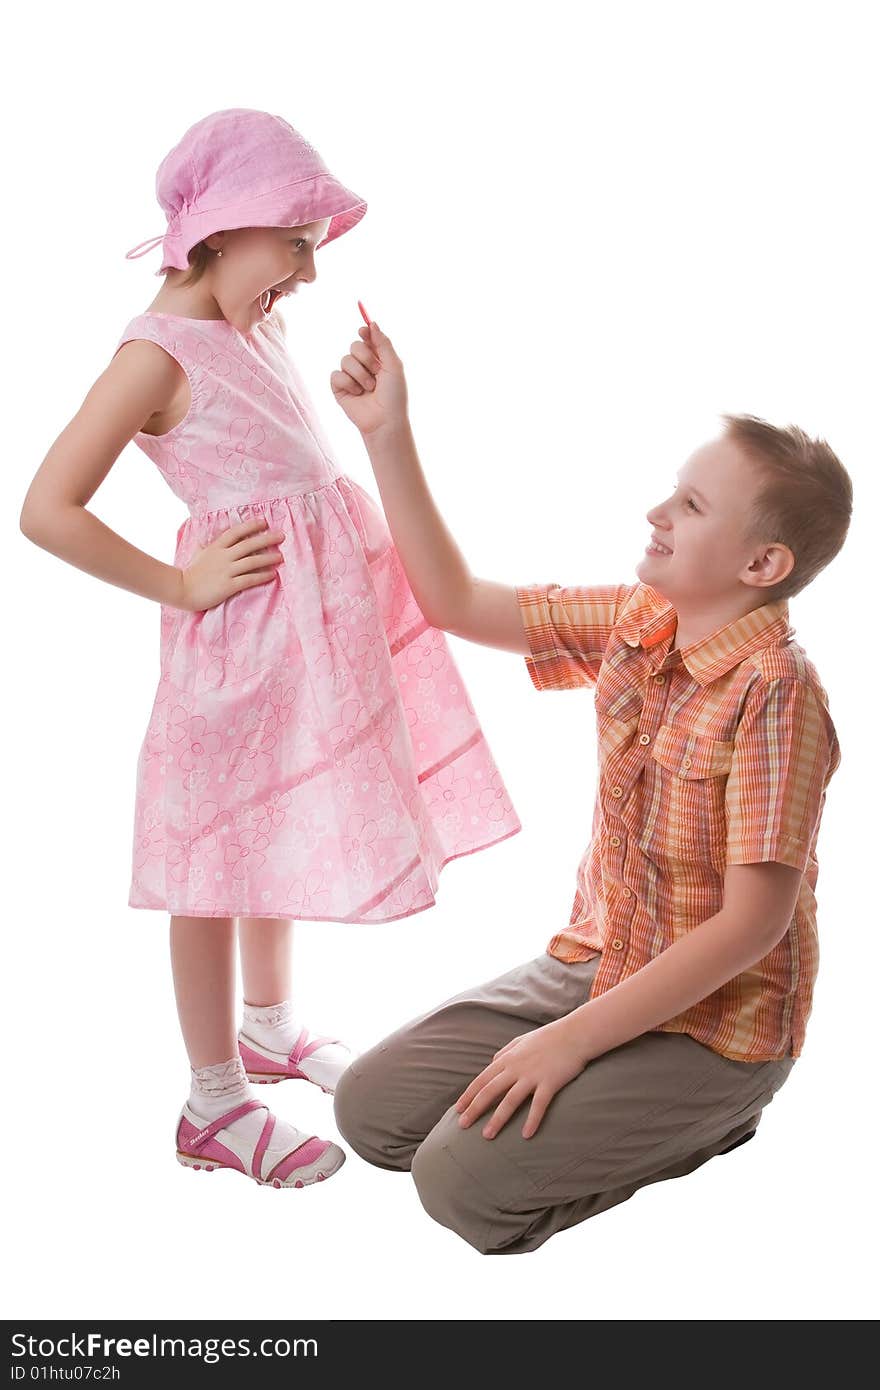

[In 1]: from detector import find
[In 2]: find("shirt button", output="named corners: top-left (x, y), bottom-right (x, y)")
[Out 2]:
top-left (653, 674), bottom-right (665, 684)
top-left (682, 756), bottom-right (692, 768)
top-left (622, 887), bottom-right (632, 896)
top-left (610, 835), bottom-right (621, 847)
top-left (639, 733), bottom-right (650, 745)
top-left (611, 786), bottom-right (623, 797)
top-left (611, 938), bottom-right (625, 950)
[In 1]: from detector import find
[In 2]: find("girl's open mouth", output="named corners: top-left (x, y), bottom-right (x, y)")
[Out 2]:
top-left (260, 287), bottom-right (285, 314)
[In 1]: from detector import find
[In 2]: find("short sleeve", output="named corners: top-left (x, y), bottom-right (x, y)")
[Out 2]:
top-left (515, 583), bottom-right (637, 691)
top-left (724, 677), bottom-right (840, 872)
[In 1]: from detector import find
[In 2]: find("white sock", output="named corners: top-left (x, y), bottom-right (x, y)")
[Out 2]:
top-left (241, 999), bottom-right (304, 1053)
top-left (187, 1055), bottom-right (314, 1162)
top-left (189, 1055), bottom-right (252, 1122)
top-left (241, 999), bottom-right (352, 1088)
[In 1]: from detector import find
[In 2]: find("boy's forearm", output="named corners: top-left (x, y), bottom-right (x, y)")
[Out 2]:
top-left (363, 421), bottom-right (473, 630)
top-left (22, 504), bottom-right (185, 609)
top-left (566, 909), bottom-right (786, 1062)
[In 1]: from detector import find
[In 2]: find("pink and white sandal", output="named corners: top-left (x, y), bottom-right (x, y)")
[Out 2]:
top-left (238, 1026), bottom-right (351, 1095)
top-left (175, 1098), bottom-right (345, 1188)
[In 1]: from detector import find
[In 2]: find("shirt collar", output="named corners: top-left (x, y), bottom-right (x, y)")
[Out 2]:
top-left (617, 584), bottom-right (793, 686)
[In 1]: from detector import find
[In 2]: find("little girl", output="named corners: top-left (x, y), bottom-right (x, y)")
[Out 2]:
top-left (19, 108), bottom-right (520, 1191)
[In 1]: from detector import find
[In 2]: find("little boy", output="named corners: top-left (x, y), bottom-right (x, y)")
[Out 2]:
top-left (329, 322), bottom-right (851, 1255)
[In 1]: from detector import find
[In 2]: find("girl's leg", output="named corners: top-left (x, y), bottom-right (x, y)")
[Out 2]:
top-left (170, 914), bottom-right (344, 1186)
top-left (238, 916), bottom-right (293, 1007)
top-left (170, 914), bottom-right (237, 1068)
top-left (236, 916), bottom-right (351, 1092)
top-left (170, 913), bottom-right (251, 1119)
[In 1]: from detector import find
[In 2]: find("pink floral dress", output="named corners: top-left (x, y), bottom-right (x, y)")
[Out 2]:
top-left (114, 310), bottom-right (520, 921)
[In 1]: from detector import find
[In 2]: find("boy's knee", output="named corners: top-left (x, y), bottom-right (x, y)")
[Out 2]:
top-left (411, 1132), bottom-right (498, 1255)
top-left (333, 1049), bottom-right (414, 1172)
top-left (333, 1057), bottom-right (381, 1162)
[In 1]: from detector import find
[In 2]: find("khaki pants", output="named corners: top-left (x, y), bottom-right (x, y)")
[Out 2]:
top-left (334, 952), bottom-right (795, 1255)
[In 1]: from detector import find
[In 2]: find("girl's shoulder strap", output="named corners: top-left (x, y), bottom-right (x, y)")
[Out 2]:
top-left (112, 314), bottom-right (208, 425)
top-left (114, 312), bottom-right (201, 355)
top-left (114, 311), bottom-right (220, 368)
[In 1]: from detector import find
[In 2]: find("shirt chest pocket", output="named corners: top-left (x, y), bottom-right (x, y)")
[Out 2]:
top-left (643, 723), bottom-right (734, 863)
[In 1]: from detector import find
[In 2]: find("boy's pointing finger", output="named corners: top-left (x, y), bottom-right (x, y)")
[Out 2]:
top-left (368, 321), bottom-right (400, 361)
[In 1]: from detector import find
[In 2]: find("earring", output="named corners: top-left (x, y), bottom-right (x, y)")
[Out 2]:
top-left (216, 249), bottom-right (223, 258)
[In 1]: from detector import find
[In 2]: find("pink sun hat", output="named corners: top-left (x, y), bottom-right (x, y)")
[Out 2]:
top-left (125, 108), bottom-right (367, 276)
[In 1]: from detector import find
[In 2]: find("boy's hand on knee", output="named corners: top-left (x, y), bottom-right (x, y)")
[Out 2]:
top-left (454, 1017), bottom-right (590, 1141)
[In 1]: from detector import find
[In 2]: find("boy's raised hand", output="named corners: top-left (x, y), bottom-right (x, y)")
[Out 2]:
top-left (330, 321), bottom-right (408, 436)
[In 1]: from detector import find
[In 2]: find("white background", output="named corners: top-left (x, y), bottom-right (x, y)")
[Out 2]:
top-left (5, 0), bottom-right (876, 1321)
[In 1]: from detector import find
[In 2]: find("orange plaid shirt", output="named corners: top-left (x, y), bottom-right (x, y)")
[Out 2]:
top-left (515, 581), bottom-right (841, 1062)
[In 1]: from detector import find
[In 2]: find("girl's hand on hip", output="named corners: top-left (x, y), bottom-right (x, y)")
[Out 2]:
top-left (179, 517), bottom-right (285, 612)
top-left (454, 1017), bottom-right (592, 1141)
top-left (330, 321), bottom-right (408, 436)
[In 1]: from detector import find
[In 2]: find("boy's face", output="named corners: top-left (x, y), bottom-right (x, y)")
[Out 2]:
top-left (636, 434), bottom-right (777, 607)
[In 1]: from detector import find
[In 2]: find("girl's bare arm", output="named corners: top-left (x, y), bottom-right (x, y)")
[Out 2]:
top-left (19, 342), bottom-right (284, 613)
top-left (19, 341), bottom-right (190, 608)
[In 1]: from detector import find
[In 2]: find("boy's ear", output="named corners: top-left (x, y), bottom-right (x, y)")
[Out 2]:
top-left (745, 542), bottom-right (795, 587)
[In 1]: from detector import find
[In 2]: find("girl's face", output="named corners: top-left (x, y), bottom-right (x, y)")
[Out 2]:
top-left (205, 219), bottom-right (332, 331)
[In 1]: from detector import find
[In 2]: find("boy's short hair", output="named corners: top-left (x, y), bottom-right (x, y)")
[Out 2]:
top-left (721, 413), bottom-right (853, 602)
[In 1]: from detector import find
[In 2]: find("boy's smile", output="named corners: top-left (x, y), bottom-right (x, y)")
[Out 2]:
top-left (645, 535), bottom-right (673, 556)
